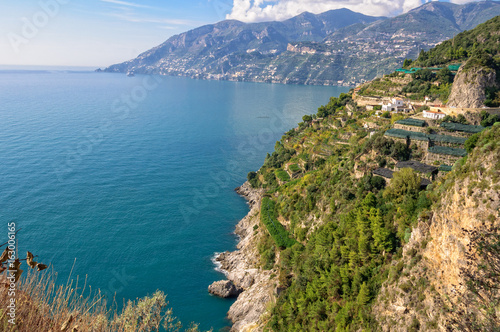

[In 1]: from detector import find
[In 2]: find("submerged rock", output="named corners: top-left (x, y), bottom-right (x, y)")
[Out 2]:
top-left (208, 280), bottom-right (242, 298)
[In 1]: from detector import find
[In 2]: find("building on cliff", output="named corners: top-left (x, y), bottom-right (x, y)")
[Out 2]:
top-left (423, 109), bottom-right (446, 120)
top-left (382, 98), bottom-right (412, 113)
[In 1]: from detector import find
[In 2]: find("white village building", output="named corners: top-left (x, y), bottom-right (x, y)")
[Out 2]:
top-left (423, 109), bottom-right (446, 120)
top-left (382, 98), bottom-right (410, 112)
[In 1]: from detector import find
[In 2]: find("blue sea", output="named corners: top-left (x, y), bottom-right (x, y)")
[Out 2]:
top-left (0, 69), bottom-right (348, 331)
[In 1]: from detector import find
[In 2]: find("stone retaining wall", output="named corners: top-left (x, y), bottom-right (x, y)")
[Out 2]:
top-left (426, 151), bottom-right (462, 165)
top-left (394, 123), bottom-right (427, 133)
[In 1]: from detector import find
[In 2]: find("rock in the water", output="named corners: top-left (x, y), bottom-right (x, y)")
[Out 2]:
top-left (208, 280), bottom-right (242, 298)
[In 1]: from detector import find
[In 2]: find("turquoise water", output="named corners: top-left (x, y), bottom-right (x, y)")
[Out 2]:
top-left (0, 70), bottom-right (348, 330)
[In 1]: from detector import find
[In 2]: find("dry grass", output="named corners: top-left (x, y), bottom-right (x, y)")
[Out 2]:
top-left (0, 263), bottom-right (201, 332)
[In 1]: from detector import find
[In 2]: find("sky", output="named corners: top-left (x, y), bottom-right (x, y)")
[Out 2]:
top-left (0, 0), bottom-right (487, 68)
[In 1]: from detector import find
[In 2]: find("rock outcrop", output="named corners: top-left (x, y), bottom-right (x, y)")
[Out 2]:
top-left (447, 62), bottom-right (498, 108)
top-left (372, 126), bottom-right (500, 331)
top-left (210, 181), bottom-right (275, 331)
top-left (208, 280), bottom-right (242, 298)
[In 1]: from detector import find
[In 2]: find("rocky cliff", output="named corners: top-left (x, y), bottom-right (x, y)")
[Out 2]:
top-left (209, 182), bottom-right (275, 331)
top-left (373, 124), bottom-right (500, 330)
top-left (447, 62), bottom-right (498, 108)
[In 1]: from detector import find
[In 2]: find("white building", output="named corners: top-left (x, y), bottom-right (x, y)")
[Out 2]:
top-left (423, 110), bottom-right (446, 120)
top-left (392, 98), bottom-right (404, 107)
top-left (382, 98), bottom-right (409, 112)
top-left (382, 103), bottom-right (396, 112)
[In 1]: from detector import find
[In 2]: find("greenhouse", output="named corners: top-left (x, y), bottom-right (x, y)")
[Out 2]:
top-left (428, 146), bottom-right (467, 157)
top-left (440, 122), bottom-right (484, 134)
top-left (395, 118), bottom-right (426, 127)
top-left (385, 129), bottom-right (467, 145)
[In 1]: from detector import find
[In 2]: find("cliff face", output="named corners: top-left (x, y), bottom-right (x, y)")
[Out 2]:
top-left (373, 125), bottom-right (500, 330)
top-left (446, 63), bottom-right (498, 108)
top-left (211, 182), bottom-right (275, 332)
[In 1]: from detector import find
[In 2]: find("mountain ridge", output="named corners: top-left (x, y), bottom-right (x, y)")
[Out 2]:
top-left (103, 1), bottom-right (500, 85)
top-left (104, 8), bottom-right (384, 75)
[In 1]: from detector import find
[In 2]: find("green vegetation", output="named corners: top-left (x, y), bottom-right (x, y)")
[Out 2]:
top-left (261, 197), bottom-right (297, 249)
top-left (441, 114), bottom-right (469, 125)
top-left (360, 65), bottom-right (455, 102)
top-left (275, 169), bottom-right (291, 182)
top-left (357, 77), bottom-right (405, 97)
top-left (413, 16), bottom-right (500, 68)
top-left (316, 93), bottom-right (352, 118)
top-left (244, 94), bottom-right (443, 330)
top-left (464, 133), bottom-right (480, 154)
top-left (383, 168), bottom-right (421, 201)
top-left (401, 69), bottom-right (453, 101)
top-left (480, 110), bottom-right (500, 127)
top-left (364, 135), bottom-right (410, 161)
top-left (412, 16), bottom-right (500, 105)
top-left (247, 171), bottom-right (260, 188)
top-left (267, 170), bottom-right (433, 330)
top-left (245, 17), bottom-right (500, 331)
top-left (485, 87), bottom-right (500, 108)
top-left (403, 58), bottom-right (413, 68)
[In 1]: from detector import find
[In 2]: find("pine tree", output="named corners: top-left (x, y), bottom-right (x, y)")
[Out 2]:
top-left (370, 208), bottom-right (392, 253)
top-left (357, 282), bottom-right (370, 306)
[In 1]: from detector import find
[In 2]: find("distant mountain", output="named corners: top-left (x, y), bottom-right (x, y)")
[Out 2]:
top-left (103, 1), bottom-right (500, 85)
top-left (103, 9), bottom-right (383, 78)
top-left (326, 1), bottom-right (500, 43)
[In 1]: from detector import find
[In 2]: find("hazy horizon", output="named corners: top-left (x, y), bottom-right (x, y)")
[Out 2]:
top-left (0, 0), bottom-right (489, 67)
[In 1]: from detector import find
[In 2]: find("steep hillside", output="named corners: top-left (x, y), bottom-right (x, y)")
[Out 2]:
top-left (214, 90), bottom-right (499, 330)
top-left (373, 123), bottom-right (500, 331)
top-left (416, 14), bottom-right (500, 108)
top-left (102, 2), bottom-right (500, 86)
top-left (103, 8), bottom-right (382, 82)
top-left (353, 14), bottom-right (500, 107)
top-left (209, 20), bottom-right (500, 327)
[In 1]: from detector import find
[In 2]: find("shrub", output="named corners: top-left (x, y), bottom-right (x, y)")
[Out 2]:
top-left (247, 171), bottom-right (260, 188)
top-left (465, 133), bottom-right (480, 153)
top-left (370, 176), bottom-right (386, 190)
top-left (383, 168), bottom-right (421, 200)
top-left (260, 197), bottom-right (297, 248)
top-left (382, 111), bottom-right (391, 118)
top-left (480, 110), bottom-right (500, 127)
top-left (0, 267), bottom-right (198, 332)
top-left (275, 169), bottom-right (290, 182)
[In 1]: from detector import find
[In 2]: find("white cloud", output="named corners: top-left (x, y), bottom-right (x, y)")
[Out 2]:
top-left (225, 0), bottom-right (483, 22)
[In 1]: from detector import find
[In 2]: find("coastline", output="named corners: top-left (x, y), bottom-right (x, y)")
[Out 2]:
top-left (210, 181), bottom-right (276, 331)
top-left (100, 69), bottom-right (355, 88)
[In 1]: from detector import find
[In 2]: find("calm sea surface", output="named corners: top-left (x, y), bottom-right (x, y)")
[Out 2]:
top-left (0, 70), bottom-right (348, 330)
